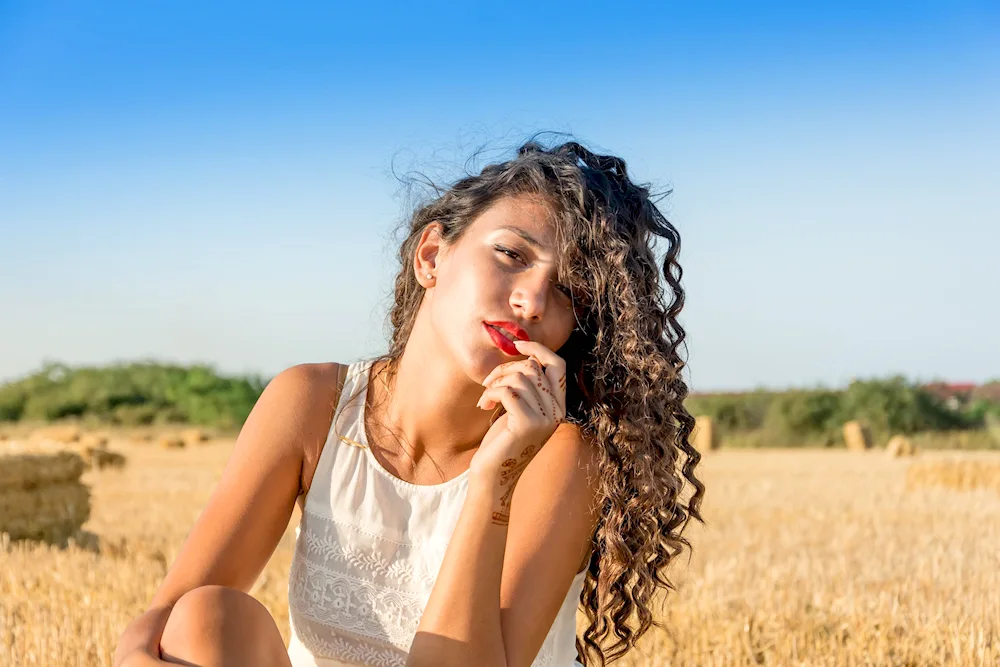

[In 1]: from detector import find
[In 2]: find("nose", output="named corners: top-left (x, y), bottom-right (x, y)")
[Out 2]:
top-left (509, 271), bottom-right (552, 322)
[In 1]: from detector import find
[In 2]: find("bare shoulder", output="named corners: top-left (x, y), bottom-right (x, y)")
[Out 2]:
top-left (262, 362), bottom-right (346, 496)
top-left (528, 422), bottom-right (601, 488)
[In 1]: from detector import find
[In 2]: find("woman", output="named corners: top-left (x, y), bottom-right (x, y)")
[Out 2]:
top-left (113, 138), bottom-right (705, 667)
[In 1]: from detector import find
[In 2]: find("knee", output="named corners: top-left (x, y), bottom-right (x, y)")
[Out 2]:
top-left (161, 585), bottom-right (272, 653)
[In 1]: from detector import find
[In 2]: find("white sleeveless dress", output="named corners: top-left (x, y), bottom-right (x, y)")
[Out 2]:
top-left (286, 358), bottom-right (588, 667)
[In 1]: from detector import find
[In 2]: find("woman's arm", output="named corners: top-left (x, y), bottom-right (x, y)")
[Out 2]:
top-left (112, 362), bottom-right (343, 667)
top-left (406, 423), bottom-right (600, 667)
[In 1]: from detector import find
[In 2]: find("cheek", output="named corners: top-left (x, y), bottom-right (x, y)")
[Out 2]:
top-left (432, 255), bottom-right (496, 327)
top-left (452, 255), bottom-right (505, 302)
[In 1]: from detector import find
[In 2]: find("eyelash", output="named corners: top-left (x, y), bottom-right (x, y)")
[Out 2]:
top-left (494, 245), bottom-right (574, 299)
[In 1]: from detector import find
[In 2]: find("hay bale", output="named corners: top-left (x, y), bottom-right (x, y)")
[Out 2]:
top-left (843, 421), bottom-right (873, 451)
top-left (158, 434), bottom-right (185, 449)
top-left (74, 444), bottom-right (128, 470)
top-left (0, 480), bottom-right (90, 542)
top-left (89, 448), bottom-right (127, 470)
top-left (79, 432), bottom-right (109, 450)
top-left (692, 416), bottom-right (719, 451)
top-left (886, 434), bottom-right (916, 458)
top-left (905, 459), bottom-right (1000, 495)
top-left (180, 427), bottom-right (210, 447)
top-left (0, 440), bottom-right (86, 490)
top-left (30, 424), bottom-right (82, 444)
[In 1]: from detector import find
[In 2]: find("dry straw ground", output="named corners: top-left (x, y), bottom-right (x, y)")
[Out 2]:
top-left (1, 441), bottom-right (998, 666)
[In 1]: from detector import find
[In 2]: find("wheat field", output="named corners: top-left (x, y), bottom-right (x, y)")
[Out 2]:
top-left (1, 441), bottom-right (997, 666)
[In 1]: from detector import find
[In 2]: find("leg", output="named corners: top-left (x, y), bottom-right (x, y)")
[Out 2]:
top-left (159, 585), bottom-right (292, 667)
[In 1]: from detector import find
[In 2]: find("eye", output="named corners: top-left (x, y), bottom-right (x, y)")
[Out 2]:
top-left (496, 244), bottom-right (576, 302)
top-left (494, 245), bottom-right (525, 263)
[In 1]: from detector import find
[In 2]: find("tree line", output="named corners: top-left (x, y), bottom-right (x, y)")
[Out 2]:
top-left (0, 361), bottom-right (266, 431)
top-left (2, 362), bottom-right (997, 446)
top-left (685, 376), bottom-right (1000, 447)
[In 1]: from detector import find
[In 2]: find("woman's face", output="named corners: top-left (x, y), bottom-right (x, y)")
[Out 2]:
top-left (415, 194), bottom-right (579, 380)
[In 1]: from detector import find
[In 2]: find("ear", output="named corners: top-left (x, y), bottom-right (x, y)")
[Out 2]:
top-left (414, 222), bottom-right (446, 287)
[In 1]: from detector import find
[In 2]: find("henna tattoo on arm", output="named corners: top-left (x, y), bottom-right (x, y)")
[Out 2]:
top-left (490, 445), bottom-right (537, 526)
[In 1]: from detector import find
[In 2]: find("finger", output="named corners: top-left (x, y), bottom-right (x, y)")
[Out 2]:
top-left (477, 372), bottom-right (543, 413)
top-left (511, 340), bottom-right (566, 374)
top-left (482, 357), bottom-right (545, 388)
top-left (477, 385), bottom-right (531, 432)
top-left (484, 383), bottom-right (553, 436)
top-left (482, 363), bottom-right (549, 416)
top-left (481, 360), bottom-right (516, 388)
top-left (512, 340), bottom-right (567, 420)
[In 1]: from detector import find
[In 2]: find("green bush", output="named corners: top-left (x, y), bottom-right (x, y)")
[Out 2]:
top-left (763, 390), bottom-right (842, 442)
top-left (839, 376), bottom-right (966, 439)
top-left (684, 375), bottom-right (999, 449)
top-left (685, 390), bottom-right (774, 432)
top-left (0, 361), bottom-right (266, 430)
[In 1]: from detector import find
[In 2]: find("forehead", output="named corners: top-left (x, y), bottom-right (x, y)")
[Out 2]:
top-left (472, 195), bottom-right (556, 245)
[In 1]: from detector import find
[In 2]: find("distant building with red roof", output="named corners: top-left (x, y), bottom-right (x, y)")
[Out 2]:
top-left (921, 382), bottom-right (978, 409)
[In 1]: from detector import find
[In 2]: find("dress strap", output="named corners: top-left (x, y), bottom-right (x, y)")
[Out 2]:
top-left (335, 361), bottom-right (367, 449)
top-left (330, 359), bottom-right (374, 451)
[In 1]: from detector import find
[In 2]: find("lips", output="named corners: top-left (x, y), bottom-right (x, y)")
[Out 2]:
top-left (484, 320), bottom-right (530, 342)
top-left (489, 325), bottom-right (518, 342)
top-left (483, 321), bottom-right (529, 356)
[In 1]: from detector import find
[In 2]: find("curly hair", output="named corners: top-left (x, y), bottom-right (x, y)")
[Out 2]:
top-left (353, 136), bottom-right (705, 666)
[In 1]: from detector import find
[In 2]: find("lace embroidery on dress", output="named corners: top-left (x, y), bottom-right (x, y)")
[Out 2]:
top-left (288, 506), bottom-right (560, 667)
top-left (291, 620), bottom-right (408, 667)
top-left (300, 515), bottom-right (437, 590)
top-left (289, 510), bottom-right (434, 650)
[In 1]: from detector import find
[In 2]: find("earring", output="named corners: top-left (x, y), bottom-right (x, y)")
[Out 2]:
top-left (426, 273), bottom-right (433, 279)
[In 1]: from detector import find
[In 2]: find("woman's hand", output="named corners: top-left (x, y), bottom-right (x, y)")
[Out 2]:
top-left (470, 340), bottom-right (567, 523)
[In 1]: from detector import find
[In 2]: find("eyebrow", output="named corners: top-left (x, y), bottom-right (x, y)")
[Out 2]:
top-left (496, 225), bottom-right (549, 252)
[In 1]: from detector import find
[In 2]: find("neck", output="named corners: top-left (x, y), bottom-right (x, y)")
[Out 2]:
top-left (368, 328), bottom-right (499, 470)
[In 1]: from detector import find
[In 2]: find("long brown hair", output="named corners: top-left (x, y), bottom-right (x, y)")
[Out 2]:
top-left (345, 137), bottom-right (705, 666)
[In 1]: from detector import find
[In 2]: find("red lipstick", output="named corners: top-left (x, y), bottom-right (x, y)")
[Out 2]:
top-left (483, 320), bottom-right (530, 356)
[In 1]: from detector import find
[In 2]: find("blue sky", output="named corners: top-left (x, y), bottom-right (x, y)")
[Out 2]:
top-left (1, 1), bottom-right (997, 391)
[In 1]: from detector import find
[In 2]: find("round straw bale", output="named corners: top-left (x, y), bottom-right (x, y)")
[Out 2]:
top-left (158, 434), bottom-right (186, 449)
top-left (843, 420), bottom-right (872, 451)
top-left (73, 443), bottom-right (127, 470)
top-left (181, 427), bottom-right (210, 447)
top-left (886, 434), bottom-right (916, 458)
top-left (90, 448), bottom-right (127, 470)
top-left (693, 416), bottom-right (719, 451)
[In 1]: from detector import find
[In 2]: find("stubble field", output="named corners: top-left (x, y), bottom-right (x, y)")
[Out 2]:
top-left (2, 441), bottom-right (997, 666)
